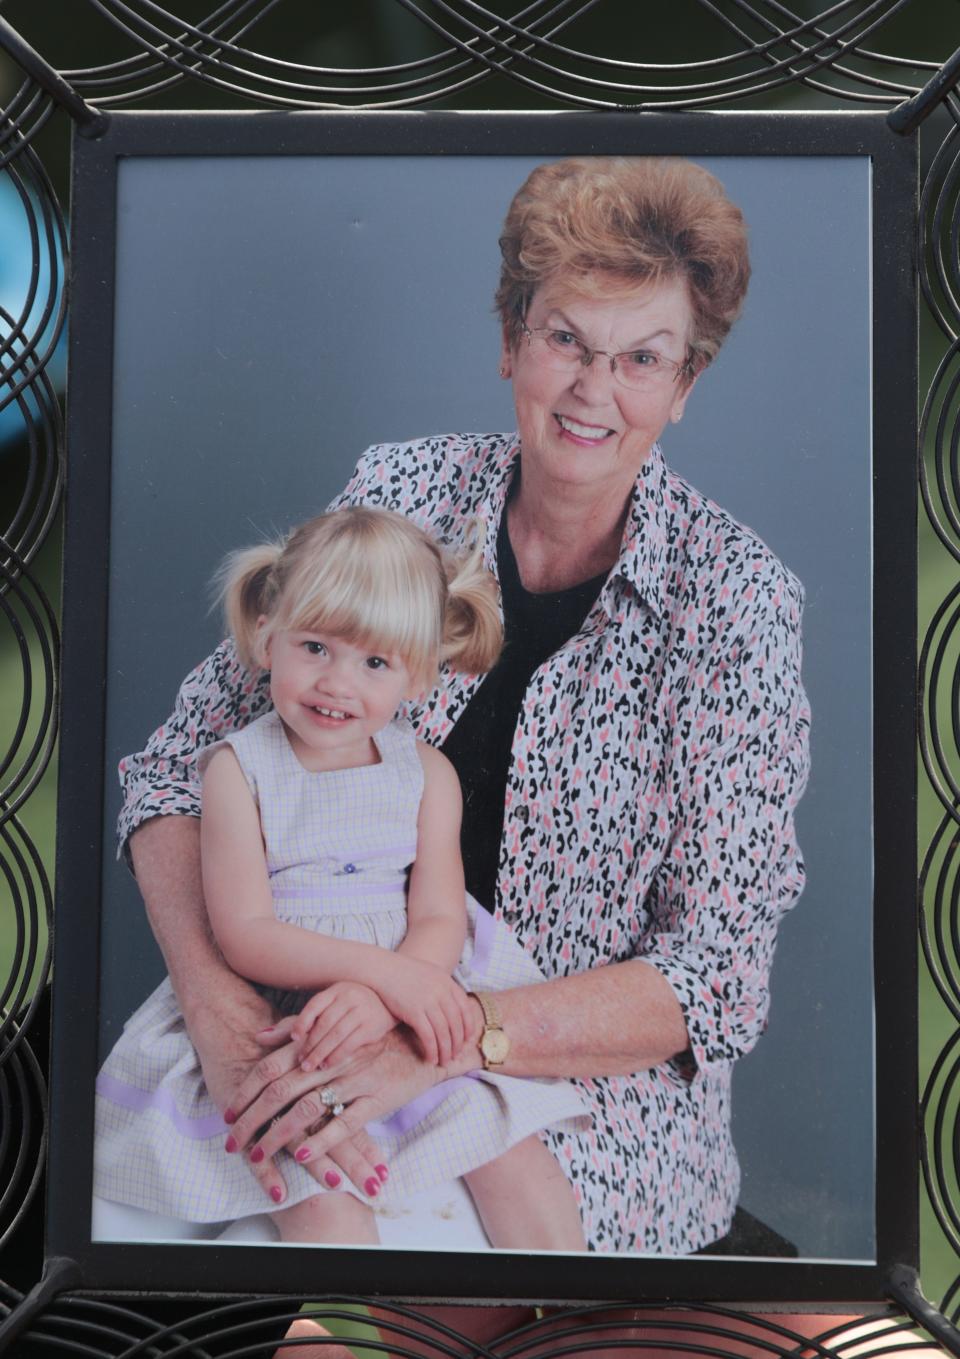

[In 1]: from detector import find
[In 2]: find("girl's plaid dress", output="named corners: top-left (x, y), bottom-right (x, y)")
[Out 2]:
top-left (94, 712), bottom-right (588, 1223)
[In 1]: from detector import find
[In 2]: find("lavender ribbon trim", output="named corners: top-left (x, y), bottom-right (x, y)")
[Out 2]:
top-left (97, 1069), bottom-right (485, 1144)
top-left (470, 901), bottom-right (494, 980)
top-left (96, 1072), bottom-right (227, 1140)
top-left (367, 1074), bottom-right (483, 1137)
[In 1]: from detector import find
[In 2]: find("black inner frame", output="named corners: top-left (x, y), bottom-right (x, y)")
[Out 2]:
top-left (50, 108), bottom-right (918, 1304)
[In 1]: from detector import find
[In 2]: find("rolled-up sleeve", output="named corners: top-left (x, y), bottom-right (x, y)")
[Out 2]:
top-left (116, 639), bottom-right (270, 858)
top-left (327, 447), bottom-right (381, 508)
top-left (641, 579), bottom-right (811, 1077)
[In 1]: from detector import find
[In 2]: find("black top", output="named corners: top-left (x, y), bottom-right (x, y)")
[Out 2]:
top-left (441, 505), bottom-right (608, 914)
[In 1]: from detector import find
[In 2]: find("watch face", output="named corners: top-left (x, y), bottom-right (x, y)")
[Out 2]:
top-left (481, 1028), bottom-right (510, 1064)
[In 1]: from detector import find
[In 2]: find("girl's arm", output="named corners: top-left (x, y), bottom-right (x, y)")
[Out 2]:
top-left (201, 747), bottom-right (400, 995)
top-left (280, 744), bottom-right (474, 1075)
top-left (397, 744), bottom-right (469, 973)
top-left (202, 746), bottom-right (474, 1064)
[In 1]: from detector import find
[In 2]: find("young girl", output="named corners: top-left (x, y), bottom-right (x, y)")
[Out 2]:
top-left (95, 507), bottom-right (588, 1250)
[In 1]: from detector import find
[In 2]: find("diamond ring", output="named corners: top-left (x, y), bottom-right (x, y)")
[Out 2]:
top-left (320, 1086), bottom-right (346, 1117)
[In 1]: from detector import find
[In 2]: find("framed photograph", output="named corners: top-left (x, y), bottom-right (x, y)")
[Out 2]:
top-left (49, 109), bottom-right (917, 1303)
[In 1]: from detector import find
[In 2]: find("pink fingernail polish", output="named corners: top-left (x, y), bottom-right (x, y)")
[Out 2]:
top-left (295, 1147), bottom-right (311, 1163)
top-left (364, 1177), bottom-right (380, 1197)
top-left (324, 1170), bottom-right (341, 1188)
top-left (270, 1186), bottom-right (283, 1203)
top-left (224, 1136), bottom-right (238, 1154)
top-left (223, 1108), bottom-right (236, 1125)
top-left (251, 1146), bottom-right (265, 1164)
top-left (375, 1164), bottom-right (389, 1182)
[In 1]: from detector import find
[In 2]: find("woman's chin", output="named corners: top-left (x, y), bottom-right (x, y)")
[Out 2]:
top-left (526, 444), bottom-right (642, 501)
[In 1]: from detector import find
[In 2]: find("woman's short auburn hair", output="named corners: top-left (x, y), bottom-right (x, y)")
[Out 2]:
top-left (495, 156), bottom-right (751, 372)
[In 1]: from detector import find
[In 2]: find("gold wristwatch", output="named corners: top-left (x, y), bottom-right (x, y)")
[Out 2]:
top-left (471, 991), bottom-right (510, 1069)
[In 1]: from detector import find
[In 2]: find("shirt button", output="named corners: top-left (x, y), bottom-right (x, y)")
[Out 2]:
top-left (514, 805), bottom-right (530, 824)
top-left (502, 908), bottom-right (520, 925)
top-left (343, 863), bottom-right (357, 874)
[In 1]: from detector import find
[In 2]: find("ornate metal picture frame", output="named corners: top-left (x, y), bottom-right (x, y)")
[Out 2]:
top-left (40, 107), bottom-right (917, 1305)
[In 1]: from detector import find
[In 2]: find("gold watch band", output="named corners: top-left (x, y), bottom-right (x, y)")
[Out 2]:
top-left (474, 990), bottom-right (502, 1031)
top-left (471, 990), bottom-right (509, 1069)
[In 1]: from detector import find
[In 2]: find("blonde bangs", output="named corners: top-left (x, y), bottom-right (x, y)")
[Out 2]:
top-left (270, 509), bottom-right (445, 688)
top-left (218, 506), bottom-right (501, 687)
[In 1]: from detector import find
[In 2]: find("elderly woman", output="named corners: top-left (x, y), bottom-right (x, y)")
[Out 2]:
top-left (113, 156), bottom-right (808, 1267)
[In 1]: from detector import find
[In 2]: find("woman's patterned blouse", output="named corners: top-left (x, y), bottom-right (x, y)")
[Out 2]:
top-left (117, 432), bottom-right (811, 1256)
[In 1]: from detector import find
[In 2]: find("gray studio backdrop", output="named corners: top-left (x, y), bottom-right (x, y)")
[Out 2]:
top-left (98, 152), bottom-right (873, 1261)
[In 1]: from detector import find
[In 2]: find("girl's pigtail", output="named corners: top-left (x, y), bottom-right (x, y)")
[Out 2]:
top-left (440, 523), bottom-right (503, 675)
top-left (215, 543), bottom-right (282, 672)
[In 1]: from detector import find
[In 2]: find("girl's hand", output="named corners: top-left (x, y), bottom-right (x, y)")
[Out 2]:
top-left (289, 982), bottom-right (396, 1071)
top-left (375, 955), bottom-right (476, 1066)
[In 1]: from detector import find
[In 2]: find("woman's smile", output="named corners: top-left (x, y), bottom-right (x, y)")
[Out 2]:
top-left (554, 413), bottom-right (615, 444)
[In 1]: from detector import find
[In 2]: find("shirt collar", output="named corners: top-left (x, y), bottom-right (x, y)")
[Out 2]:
top-left (473, 433), bottom-right (669, 620)
top-left (611, 441), bottom-right (669, 621)
top-left (474, 433), bottom-right (522, 583)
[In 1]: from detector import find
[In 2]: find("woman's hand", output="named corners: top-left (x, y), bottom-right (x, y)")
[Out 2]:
top-left (182, 984), bottom-right (389, 1202)
top-left (289, 981), bottom-right (396, 1071)
top-left (218, 1026), bottom-right (390, 1207)
top-left (225, 1023), bottom-right (443, 1194)
top-left (372, 954), bottom-right (475, 1065)
top-left (188, 982), bottom-right (277, 1113)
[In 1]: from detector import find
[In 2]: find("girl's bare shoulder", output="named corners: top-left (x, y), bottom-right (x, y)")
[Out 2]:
top-left (414, 740), bottom-right (461, 794)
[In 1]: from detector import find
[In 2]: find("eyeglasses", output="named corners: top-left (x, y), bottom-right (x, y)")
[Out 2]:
top-left (520, 321), bottom-right (692, 392)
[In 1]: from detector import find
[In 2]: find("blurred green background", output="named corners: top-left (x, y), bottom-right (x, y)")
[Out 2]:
top-left (1, 0), bottom-right (958, 1306)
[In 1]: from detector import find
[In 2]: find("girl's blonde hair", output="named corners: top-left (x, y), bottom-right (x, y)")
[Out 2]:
top-left (218, 506), bottom-right (502, 692)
